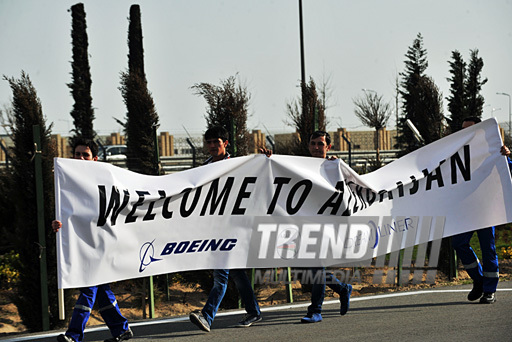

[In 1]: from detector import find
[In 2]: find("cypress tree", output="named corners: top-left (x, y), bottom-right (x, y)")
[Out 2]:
top-left (415, 75), bottom-right (445, 142)
top-left (68, 3), bottom-right (95, 145)
top-left (397, 33), bottom-right (444, 154)
top-left (3, 72), bottom-right (66, 330)
top-left (120, 4), bottom-right (159, 175)
top-left (446, 49), bottom-right (487, 134)
top-left (465, 49), bottom-right (487, 119)
top-left (446, 50), bottom-right (467, 133)
top-left (397, 33), bottom-right (428, 154)
top-left (127, 5), bottom-right (145, 78)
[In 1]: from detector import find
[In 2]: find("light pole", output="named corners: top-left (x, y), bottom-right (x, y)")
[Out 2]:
top-left (362, 88), bottom-right (376, 94)
top-left (298, 0), bottom-right (307, 131)
top-left (491, 107), bottom-right (501, 118)
top-left (483, 104), bottom-right (490, 117)
top-left (497, 92), bottom-right (511, 138)
top-left (406, 119), bottom-right (424, 144)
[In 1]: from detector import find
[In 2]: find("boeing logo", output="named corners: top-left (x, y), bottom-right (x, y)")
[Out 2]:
top-left (160, 238), bottom-right (237, 255)
top-left (139, 240), bottom-right (162, 273)
top-left (138, 238), bottom-right (238, 273)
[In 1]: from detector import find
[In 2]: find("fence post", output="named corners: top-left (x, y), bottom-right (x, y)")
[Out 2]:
top-left (286, 267), bottom-right (293, 303)
top-left (33, 125), bottom-right (50, 330)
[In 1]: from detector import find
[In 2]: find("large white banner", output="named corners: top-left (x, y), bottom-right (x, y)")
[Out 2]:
top-left (55, 119), bottom-right (512, 288)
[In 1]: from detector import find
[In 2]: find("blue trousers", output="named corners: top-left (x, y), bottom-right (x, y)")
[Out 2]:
top-left (202, 269), bottom-right (260, 326)
top-left (451, 227), bottom-right (499, 293)
top-left (308, 267), bottom-right (350, 314)
top-left (66, 284), bottom-right (129, 342)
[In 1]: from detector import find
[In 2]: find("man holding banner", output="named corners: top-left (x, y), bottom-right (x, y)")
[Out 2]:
top-left (189, 126), bottom-right (262, 332)
top-left (258, 131), bottom-right (353, 324)
top-left (300, 131), bottom-right (352, 323)
top-left (451, 117), bottom-right (512, 304)
top-left (53, 138), bottom-right (133, 342)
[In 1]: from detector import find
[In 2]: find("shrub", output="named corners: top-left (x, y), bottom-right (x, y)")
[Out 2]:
top-left (500, 246), bottom-right (512, 259)
top-left (0, 251), bottom-right (20, 289)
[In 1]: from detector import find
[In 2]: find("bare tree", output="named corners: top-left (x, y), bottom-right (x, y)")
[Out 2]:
top-left (353, 91), bottom-right (392, 167)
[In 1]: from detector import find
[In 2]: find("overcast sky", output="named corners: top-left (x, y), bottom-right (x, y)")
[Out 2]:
top-left (1, 0), bottom-right (511, 137)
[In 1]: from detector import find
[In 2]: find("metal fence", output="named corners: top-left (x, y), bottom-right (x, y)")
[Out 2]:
top-left (329, 150), bottom-right (400, 172)
top-left (0, 150), bottom-right (400, 173)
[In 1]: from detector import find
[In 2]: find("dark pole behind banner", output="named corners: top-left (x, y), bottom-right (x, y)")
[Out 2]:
top-left (341, 132), bottom-right (352, 167)
top-left (33, 125), bottom-right (50, 330)
top-left (145, 125), bottom-right (161, 318)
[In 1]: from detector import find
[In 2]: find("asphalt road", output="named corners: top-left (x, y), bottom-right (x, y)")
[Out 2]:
top-left (4, 281), bottom-right (512, 342)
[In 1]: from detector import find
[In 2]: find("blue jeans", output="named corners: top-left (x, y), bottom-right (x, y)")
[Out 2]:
top-left (66, 284), bottom-right (129, 342)
top-left (202, 269), bottom-right (260, 325)
top-left (452, 227), bottom-right (499, 293)
top-left (308, 267), bottom-right (349, 315)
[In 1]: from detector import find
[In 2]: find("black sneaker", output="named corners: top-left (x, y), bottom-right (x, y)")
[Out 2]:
top-left (104, 328), bottom-right (133, 342)
top-left (467, 282), bottom-right (483, 301)
top-left (479, 292), bottom-right (496, 304)
top-left (57, 334), bottom-right (76, 342)
top-left (237, 314), bottom-right (262, 328)
top-left (339, 284), bottom-right (353, 316)
top-left (190, 311), bottom-right (211, 332)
